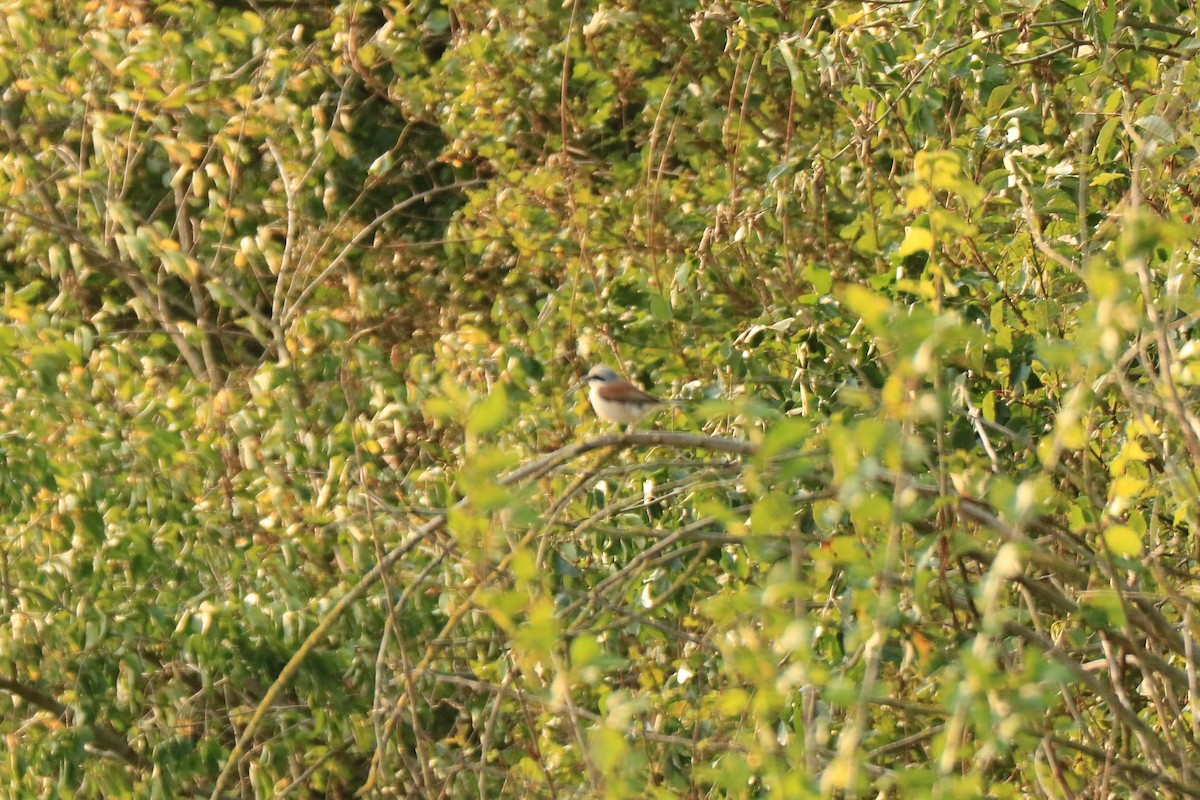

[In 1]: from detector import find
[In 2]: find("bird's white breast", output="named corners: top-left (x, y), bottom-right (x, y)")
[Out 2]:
top-left (589, 385), bottom-right (656, 423)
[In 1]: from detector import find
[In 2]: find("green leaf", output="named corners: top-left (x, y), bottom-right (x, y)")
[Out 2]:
top-left (1089, 172), bottom-right (1126, 187)
top-left (589, 727), bottom-right (627, 773)
top-left (570, 635), bottom-right (601, 669)
top-left (649, 293), bottom-right (673, 321)
top-left (1094, 116), bottom-right (1121, 164)
top-left (1080, 590), bottom-right (1126, 628)
top-left (1135, 114), bottom-right (1174, 144)
top-left (777, 39), bottom-right (802, 90)
top-left (984, 84), bottom-right (1016, 118)
top-left (749, 491), bottom-right (793, 535)
top-left (513, 598), bottom-right (558, 662)
top-left (467, 385), bottom-right (509, 435)
top-left (759, 418), bottom-right (812, 460)
top-left (806, 264), bottom-right (832, 294)
top-left (1083, 2), bottom-right (1117, 44)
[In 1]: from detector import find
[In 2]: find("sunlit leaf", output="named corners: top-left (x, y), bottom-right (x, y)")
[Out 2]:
top-left (899, 226), bottom-right (934, 255)
top-left (1103, 525), bottom-right (1141, 557)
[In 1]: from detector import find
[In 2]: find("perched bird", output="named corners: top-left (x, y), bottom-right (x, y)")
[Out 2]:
top-left (586, 365), bottom-right (664, 425)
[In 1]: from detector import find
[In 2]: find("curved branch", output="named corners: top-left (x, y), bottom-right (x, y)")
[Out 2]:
top-left (279, 178), bottom-right (490, 327)
top-left (507, 431), bottom-right (757, 486)
top-left (0, 676), bottom-right (146, 769)
top-left (208, 429), bottom-right (756, 798)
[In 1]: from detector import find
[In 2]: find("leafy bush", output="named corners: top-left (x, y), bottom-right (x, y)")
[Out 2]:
top-left (2, 0), bottom-right (1199, 796)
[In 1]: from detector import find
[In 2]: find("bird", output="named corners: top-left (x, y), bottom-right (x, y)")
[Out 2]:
top-left (586, 365), bottom-right (665, 425)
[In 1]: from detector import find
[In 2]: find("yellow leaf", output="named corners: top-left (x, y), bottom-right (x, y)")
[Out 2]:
top-left (838, 284), bottom-right (892, 327)
top-left (1103, 525), bottom-right (1142, 557)
top-left (906, 185), bottom-right (932, 211)
top-left (1120, 440), bottom-right (1152, 461)
top-left (1128, 414), bottom-right (1160, 436)
top-left (898, 226), bottom-right (933, 255)
top-left (1109, 475), bottom-right (1147, 500)
top-left (828, 535), bottom-right (864, 564)
top-left (1058, 420), bottom-right (1086, 450)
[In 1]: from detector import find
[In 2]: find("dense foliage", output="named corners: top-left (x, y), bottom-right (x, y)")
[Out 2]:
top-left (2, 0), bottom-right (1200, 796)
